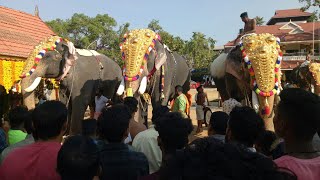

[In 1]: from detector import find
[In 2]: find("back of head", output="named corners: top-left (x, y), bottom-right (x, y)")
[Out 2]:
top-left (97, 104), bottom-right (131, 143)
top-left (160, 137), bottom-right (296, 180)
top-left (277, 88), bottom-right (320, 141)
top-left (228, 106), bottom-right (265, 147)
top-left (255, 130), bottom-right (278, 157)
top-left (123, 97), bottom-right (138, 115)
top-left (57, 135), bottom-right (99, 180)
top-left (210, 111), bottom-right (229, 135)
top-left (175, 85), bottom-right (183, 93)
top-left (8, 106), bottom-right (28, 129)
top-left (82, 119), bottom-right (97, 137)
top-left (32, 101), bottom-right (68, 141)
top-left (152, 105), bottom-right (170, 123)
top-left (155, 112), bottom-right (193, 153)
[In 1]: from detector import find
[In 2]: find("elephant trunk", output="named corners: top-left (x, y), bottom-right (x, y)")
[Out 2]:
top-left (257, 95), bottom-right (275, 131)
top-left (21, 76), bottom-right (37, 110)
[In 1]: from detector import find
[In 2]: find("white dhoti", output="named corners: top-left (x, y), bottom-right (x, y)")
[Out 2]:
top-left (196, 105), bottom-right (204, 120)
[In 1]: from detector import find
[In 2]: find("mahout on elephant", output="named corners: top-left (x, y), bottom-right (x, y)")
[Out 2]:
top-left (290, 61), bottom-right (320, 95)
top-left (117, 29), bottom-right (191, 124)
top-left (20, 36), bottom-right (122, 134)
top-left (211, 33), bottom-right (282, 131)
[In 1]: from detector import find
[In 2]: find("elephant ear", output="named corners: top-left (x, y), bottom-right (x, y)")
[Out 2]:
top-left (154, 40), bottom-right (167, 70)
top-left (225, 46), bottom-right (243, 80)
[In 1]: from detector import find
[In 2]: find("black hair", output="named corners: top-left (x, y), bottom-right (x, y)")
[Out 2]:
top-left (97, 104), bottom-right (131, 143)
top-left (57, 135), bottom-right (99, 180)
top-left (175, 85), bottom-right (183, 93)
top-left (82, 119), bottom-right (97, 137)
top-left (228, 106), bottom-right (265, 147)
top-left (32, 101), bottom-right (68, 141)
top-left (151, 105), bottom-right (170, 124)
top-left (196, 85), bottom-right (203, 92)
top-left (209, 111), bottom-right (229, 135)
top-left (255, 130), bottom-right (278, 157)
top-left (8, 106), bottom-right (29, 129)
top-left (277, 88), bottom-right (320, 141)
top-left (123, 97), bottom-right (138, 114)
top-left (155, 112), bottom-right (193, 153)
top-left (24, 110), bottom-right (34, 134)
top-left (160, 137), bottom-right (297, 180)
top-left (240, 12), bottom-right (248, 18)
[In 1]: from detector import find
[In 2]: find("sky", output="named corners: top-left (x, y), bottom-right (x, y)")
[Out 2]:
top-left (1, 0), bottom-right (304, 46)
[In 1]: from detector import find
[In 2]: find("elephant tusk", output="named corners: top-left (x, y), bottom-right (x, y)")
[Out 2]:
top-left (116, 78), bottom-right (125, 95)
top-left (252, 90), bottom-right (259, 113)
top-left (25, 77), bottom-right (42, 93)
top-left (138, 76), bottom-right (147, 95)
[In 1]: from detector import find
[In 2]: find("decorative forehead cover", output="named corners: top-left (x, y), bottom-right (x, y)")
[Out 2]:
top-left (309, 62), bottom-right (320, 86)
top-left (242, 33), bottom-right (279, 93)
top-left (21, 36), bottom-right (62, 78)
top-left (121, 29), bottom-right (157, 78)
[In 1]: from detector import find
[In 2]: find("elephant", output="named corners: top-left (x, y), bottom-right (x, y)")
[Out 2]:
top-left (211, 33), bottom-right (282, 131)
top-left (20, 36), bottom-right (122, 134)
top-left (117, 29), bottom-right (191, 124)
top-left (290, 61), bottom-right (320, 95)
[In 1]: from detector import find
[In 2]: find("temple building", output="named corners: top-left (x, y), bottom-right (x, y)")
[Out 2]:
top-left (0, 6), bottom-right (54, 117)
top-left (224, 9), bottom-right (319, 71)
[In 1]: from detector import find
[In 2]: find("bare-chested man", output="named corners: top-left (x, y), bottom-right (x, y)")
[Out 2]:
top-left (234, 12), bottom-right (256, 45)
top-left (195, 85), bottom-right (209, 133)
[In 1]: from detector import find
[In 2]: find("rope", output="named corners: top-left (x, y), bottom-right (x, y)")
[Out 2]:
top-left (66, 65), bottom-right (75, 107)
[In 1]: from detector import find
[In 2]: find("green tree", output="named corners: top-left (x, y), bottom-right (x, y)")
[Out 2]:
top-left (255, 16), bottom-right (265, 26)
top-left (299, 0), bottom-right (320, 21)
top-left (184, 32), bottom-right (216, 69)
top-left (147, 19), bottom-right (163, 32)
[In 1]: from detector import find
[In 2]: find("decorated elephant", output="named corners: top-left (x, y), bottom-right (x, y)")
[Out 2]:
top-left (20, 36), bottom-right (122, 134)
top-left (290, 61), bottom-right (320, 95)
top-left (211, 33), bottom-right (282, 131)
top-left (117, 29), bottom-right (191, 123)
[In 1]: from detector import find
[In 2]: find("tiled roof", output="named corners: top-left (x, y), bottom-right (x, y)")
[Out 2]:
top-left (271, 9), bottom-right (312, 19)
top-left (0, 6), bottom-right (55, 58)
top-left (224, 22), bottom-right (320, 46)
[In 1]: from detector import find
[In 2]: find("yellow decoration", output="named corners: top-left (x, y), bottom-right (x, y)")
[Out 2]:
top-left (309, 62), bottom-right (320, 85)
top-left (242, 33), bottom-right (280, 93)
top-left (0, 60), bottom-right (25, 93)
top-left (121, 29), bottom-right (156, 78)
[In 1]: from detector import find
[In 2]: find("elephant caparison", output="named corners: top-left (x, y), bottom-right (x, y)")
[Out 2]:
top-left (117, 29), bottom-right (191, 124)
top-left (211, 33), bottom-right (282, 131)
top-left (20, 36), bottom-right (122, 135)
top-left (290, 61), bottom-right (320, 95)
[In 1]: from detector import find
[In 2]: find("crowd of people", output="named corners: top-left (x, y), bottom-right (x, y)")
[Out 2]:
top-left (0, 87), bottom-right (319, 180)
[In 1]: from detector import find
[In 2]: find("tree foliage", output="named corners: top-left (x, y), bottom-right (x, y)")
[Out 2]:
top-left (255, 16), bottom-right (265, 26)
top-left (47, 15), bottom-right (217, 77)
top-left (299, 0), bottom-right (320, 21)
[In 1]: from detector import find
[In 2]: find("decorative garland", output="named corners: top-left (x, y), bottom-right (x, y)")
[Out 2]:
top-left (0, 60), bottom-right (25, 93)
top-left (20, 37), bottom-right (63, 78)
top-left (120, 34), bottom-right (161, 82)
top-left (239, 37), bottom-right (282, 97)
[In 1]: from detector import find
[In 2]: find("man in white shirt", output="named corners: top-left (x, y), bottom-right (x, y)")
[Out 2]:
top-left (132, 106), bottom-right (169, 174)
top-left (94, 90), bottom-right (110, 120)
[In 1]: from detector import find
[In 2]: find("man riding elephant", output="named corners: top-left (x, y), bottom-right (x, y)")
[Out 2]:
top-left (234, 12), bottom-right (256, 45)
